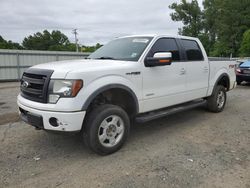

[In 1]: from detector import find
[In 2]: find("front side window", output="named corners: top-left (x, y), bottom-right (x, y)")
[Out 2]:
top-left (181, 39), bottom-right (204, 61)
top-left (147, 38), bottom-right (180, 61)
top-left (88, 37), bottom-right (153, 61)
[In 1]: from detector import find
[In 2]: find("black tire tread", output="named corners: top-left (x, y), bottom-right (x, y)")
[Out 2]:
top-left (83, 104), bottom-right (130, 155)
top-left (237, 81), bottom-right (242, 85)
top-left (207, 85), bottom-right (226, 113)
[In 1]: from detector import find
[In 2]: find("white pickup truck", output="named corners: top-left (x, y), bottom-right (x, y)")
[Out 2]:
top-left (17, 34), bottom-right (236, 155)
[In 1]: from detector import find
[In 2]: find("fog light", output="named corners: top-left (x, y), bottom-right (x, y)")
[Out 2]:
top-left (49, 117), bottom-right (59, 127)
top-left (49, 94), bottom-right (60, 103)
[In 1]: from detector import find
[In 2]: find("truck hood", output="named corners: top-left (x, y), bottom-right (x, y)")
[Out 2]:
top-left (32, 59), bottom-right (136, 78)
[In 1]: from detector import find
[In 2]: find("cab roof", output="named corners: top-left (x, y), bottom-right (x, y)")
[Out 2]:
top-left (118, 34), bottom-right (198, 40)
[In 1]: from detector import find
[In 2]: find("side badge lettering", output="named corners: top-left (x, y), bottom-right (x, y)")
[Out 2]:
top-left (126, 72), bottom-right (141, 76)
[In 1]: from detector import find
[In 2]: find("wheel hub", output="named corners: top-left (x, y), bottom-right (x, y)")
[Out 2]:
top-left (106, 124), bottom-right (117, 137)
top-left (98, 115), bottom-right (125, 147)
top-left (217, 91), bottom-right (225, 108)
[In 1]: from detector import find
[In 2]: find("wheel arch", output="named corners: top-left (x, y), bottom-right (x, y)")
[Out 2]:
top-left (81, 84), bottom-right (139, 115)
top-left (212, 73), bottom-right (230, 93)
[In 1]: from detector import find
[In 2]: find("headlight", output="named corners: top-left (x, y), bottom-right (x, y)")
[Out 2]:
top-left (236, 68), bottom-right (241, 73)
top-left (48, 80), bottom-right (83, 103)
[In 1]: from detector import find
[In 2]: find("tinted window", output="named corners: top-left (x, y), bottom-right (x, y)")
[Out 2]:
top-left (148, 38), bottom-right (180, 61)
top-left (240, 61), bottom-right (250, 67)
top-left (181, 39), bottom-right (203, 61)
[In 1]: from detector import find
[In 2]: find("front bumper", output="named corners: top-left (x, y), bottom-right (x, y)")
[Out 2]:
top-left (18, 100), bottom-right (86, 132)
top-left (236, 74), bottom-right (250, 82)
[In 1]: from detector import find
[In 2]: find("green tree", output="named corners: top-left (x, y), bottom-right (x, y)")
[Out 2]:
top-left (169, 0), bottom-right (250, 57)
top-left (0, 35), bottom-right (23, 50)
top-left (209, 0), bottom-right (250, 57)
top-left (22, 30), bottom-right (75, 51)
top-left (169, 0), bottom-right (203, 37)
top-left (169, 0), bottom-right (211, 52)
top-left (202, 0), bottom-right (218, 55)
top-left (82, 43), bottom-right (103, 53)
top-left (239, 29), bottom-right (250, 57)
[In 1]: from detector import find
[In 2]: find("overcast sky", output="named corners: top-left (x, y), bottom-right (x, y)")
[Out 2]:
top-left (0, 0), bottom-right (202, 45)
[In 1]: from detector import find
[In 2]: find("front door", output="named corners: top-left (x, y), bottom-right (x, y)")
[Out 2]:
top-left (142, 38), bottom-right (187, 113)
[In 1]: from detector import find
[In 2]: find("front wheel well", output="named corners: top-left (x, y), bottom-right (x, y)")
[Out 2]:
top-left (86, 88), bottom-right (138, 118)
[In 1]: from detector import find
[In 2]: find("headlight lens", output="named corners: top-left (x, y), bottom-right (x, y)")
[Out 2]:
top-left (48, 80), bottom-right (83, 103)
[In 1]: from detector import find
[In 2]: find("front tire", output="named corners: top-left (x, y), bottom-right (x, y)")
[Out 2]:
top-left (207, 85), bottom-right (227, 113)
top-left (83, 104), bottom-right (130, 155)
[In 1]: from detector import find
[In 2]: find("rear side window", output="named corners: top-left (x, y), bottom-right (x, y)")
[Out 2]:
top-left (148, 38), bottom-right (180, 61)
top-left (181, 39), bottom-right (204, 61)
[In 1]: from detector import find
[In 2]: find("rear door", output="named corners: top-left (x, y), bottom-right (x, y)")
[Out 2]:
top-left (180, 39), bottom-right (209, 99)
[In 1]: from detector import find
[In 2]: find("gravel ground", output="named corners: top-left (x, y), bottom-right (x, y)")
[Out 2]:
top-left (0, 82), bottom-right (20, 125)
top-left (0, 83), bottom-right (249, 188)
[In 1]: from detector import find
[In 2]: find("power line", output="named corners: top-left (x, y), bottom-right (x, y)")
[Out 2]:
top-left (72, 29), bottom-right (79, 52)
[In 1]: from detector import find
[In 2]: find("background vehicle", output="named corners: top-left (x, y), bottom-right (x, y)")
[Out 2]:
top-left (17, 34), bottom-right (236, 155)
top-left (236, 60), bottom-right (250, 85)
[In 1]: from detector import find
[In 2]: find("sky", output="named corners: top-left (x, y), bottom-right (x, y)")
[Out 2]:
top-left (0, 0), bottom-right (203, 45)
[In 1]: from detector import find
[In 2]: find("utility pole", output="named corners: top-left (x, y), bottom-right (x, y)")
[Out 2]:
top-left (72, 29), bottom-right (79, 52)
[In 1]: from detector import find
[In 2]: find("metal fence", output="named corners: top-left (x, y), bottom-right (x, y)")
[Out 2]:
top-left (0, 49), bottom-right (249, 81)
top-left (0, 49), bottom-right (90, 81)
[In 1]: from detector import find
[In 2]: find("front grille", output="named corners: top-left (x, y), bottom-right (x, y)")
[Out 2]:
top-left (241, 68), bottom-right (250, 74)
top-left (20, 68), bottom-right (53, 103)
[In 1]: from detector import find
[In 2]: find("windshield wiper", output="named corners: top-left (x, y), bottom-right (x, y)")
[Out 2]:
top-left (96, 56), bottom-right (115, 60)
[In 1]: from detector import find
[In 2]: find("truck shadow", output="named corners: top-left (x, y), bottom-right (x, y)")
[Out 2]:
top-left (130, 106), bottom-right (208, 139)
top-left (29, 105), bottom-right (208, 158)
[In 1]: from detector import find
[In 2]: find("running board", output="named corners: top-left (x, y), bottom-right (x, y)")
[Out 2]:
top-left (135, 99), bottom-right (207, 123)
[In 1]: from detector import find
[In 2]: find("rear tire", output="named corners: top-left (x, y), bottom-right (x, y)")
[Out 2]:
top-left (237, 80), bottom-right (242, 85)
top-left (207, 85), bottom-right (227, 113)
top-left (83, 104), bottom-right (130, 155)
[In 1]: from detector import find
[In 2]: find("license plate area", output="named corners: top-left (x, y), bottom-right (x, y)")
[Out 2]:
top-left (243, 70), bottom-right (250, 74)
top-left (19, 108), bottom-right (44, 129)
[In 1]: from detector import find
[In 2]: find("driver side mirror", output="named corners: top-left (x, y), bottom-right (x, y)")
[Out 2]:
top-left (145, 52), bottom-right (172, 67)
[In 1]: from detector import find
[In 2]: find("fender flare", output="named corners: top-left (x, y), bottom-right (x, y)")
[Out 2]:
top-left (212, 73), bottom-right (230, 94)
top-left (81, 84), bottom-right (139, 114)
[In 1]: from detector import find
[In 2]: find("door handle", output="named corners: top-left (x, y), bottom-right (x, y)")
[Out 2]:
top-left (204, 67), bottom-right (209, 72)
top-left (180, 68), bottom-right (186, 75)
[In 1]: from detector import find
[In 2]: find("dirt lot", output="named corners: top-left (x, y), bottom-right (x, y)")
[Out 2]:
top-left (0, 82), bottom-right (20, 125)
top-left (0, 82), bottom-right (249, 188)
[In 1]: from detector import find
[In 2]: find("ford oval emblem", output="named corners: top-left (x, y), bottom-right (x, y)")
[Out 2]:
top-left (22, 81), bottom-right (29, 88)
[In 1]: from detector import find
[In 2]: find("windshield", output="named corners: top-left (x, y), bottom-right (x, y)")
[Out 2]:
top-left (88, 37), bottom-right (153, 61)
